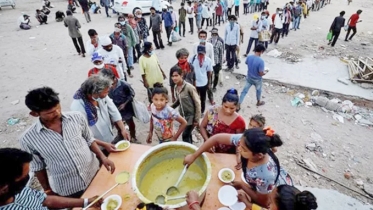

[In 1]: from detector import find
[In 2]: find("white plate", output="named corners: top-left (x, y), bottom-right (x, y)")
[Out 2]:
top-left (218, 207), bottom-right (231, 210)
top-left (218, 168), bottom-right (235, 183)
top-left (218, 185), bottom-right (238, 206)
top-left (101, 194), bottom-right (122, 210)
top-left (230, 202), bottom-right (246, 210)
top-left (241, 172), bottom-right (248, 184)
top-left (115, 140), bottom-right (131, 151)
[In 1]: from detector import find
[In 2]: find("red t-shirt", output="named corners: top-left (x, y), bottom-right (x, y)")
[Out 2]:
top-left (349, 14), bottom-right (359, 27)
top-left (88, 64), bottom-right (120, 78)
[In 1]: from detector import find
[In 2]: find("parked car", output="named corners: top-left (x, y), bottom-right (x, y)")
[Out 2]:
top-left (0, 0), bottom-right (16, 10)
top-left (112, 0), bottom-right (170, 15)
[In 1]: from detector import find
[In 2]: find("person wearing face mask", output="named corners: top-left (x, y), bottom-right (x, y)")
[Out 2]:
top-left (139, 42), bottom-right (167, 104)
top-left (281, 6), bottom-right (292, 38)
top-left (258, 12), bottom-right (270, 49)
top-left (71, 75), bottom-right (130, 147)
top-left (149, 7), bottom-right (165, 49)
top-left (269, 8), bottom-right (284, 45)
top-left (195, 2), bottom-right (203, 32)
top-left (88, 52), bottom-right (121, 79)
top-left (244, 14), bottom-right (261, 57)
top-left (0, 148), bottom-right (104, 209)
top-left (292, 2), bottom-right (302, 30)
top-left (97, 36), bottom-right (126, 80)
top-left (237, 44), bottom-right (267, 109)
top-left (117, 15), bottom-right (136, 70)
top-left (161, 6), bottom-right (173, 46)
top-left (208, 28), bottom-right (224, 92)
top-left (193, 30), bottom-right (215, 105)
top-left (186, 1), bottom-right (195, 34)
top-left (86, 29), bottom-right (102, 56)
top-left (110, 27), bottom-right (131, 79)
top-left (201, 2), bottom-right (210, 30)
top-left (189, 45), bottom-right (213, 114)
top-left (169, 6), bottom-right (178, 33)
top-left (135, 9), bottom-right (149, 42)
top-left (224, 15), bottom-right (240, 71)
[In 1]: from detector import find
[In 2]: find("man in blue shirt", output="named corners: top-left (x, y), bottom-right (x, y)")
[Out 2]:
top-left (162, 6), bottom-right (173, 46)
top-left (238, 44), bottom-right (267, 110)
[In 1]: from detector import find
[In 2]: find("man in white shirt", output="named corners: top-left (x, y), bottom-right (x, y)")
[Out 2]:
top-left (193, 30), bottom-right (215, 105)
top-left (189, 45), bottom-right (213, 114)
top-left (97, 36), bottom-right (126, 80)
top-left (244, 14), bottom-right (261, 56)
top-left (186, 1), bottom-right (195, 34)
top-left (18, 14), bottom-right (31, 30)
top-left (224, 15), bottom-right (240, 71)
top-left (86, 29), bottom-right (102, 56)
top-left (269, 8), bottom-right (284, 45)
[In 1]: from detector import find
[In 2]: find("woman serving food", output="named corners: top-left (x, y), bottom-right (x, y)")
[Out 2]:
top-left (183, 128), bottom-right (294, 209)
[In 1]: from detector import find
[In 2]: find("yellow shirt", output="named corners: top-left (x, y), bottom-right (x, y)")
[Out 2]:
top-left (139, 54), bottom-right (164, 88)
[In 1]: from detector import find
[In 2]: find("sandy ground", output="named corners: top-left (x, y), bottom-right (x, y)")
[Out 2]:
top-left (1, 0), bottom-right (373, 208)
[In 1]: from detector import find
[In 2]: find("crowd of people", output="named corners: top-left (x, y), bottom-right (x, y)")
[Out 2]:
top-left (8, 0), bottom-right (368, 209)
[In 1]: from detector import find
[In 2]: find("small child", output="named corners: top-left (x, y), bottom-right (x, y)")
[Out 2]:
top-left (147, 83), bottom-right (187, 144)
top-left (235, 114), bottom-right (266, 170)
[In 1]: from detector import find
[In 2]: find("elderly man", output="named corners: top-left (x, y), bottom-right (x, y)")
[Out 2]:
top-left (224, 15), bottom-right (240, 71)
top-left (64, 10), bottom-right (86, 57)
top-left (71, 75), bottom-right (130, 147)
top-left (97, 36), bottom-right (126, 80)
top-left (20, 87), bottom-right (116, 198)
top-left (189, 45), bottom-right (213, 114)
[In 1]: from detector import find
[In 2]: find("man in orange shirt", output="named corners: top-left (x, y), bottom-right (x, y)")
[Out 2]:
top-left (345, 9), bottom-right (362, 42)
top-left (88, 52), bottom-right (122, 79)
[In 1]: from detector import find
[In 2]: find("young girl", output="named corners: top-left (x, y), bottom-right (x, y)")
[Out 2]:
top-left (147, 83), bottom-right (187, 144)
top-left (236, 114), bottom-right (266, 169)
top-left (171, 67), bottom-right (201, 144)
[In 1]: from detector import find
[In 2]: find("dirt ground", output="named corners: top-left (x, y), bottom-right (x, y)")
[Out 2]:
top-left (1, 0), bottom-right (373, 206)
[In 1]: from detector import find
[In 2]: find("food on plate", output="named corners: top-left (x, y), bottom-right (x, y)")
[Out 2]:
top-left (221, 170), bottom-right (233, 182)
top-left (106, 199), bottom-right (118, 210)
top-left (117, 141), bottom-right (129, 149)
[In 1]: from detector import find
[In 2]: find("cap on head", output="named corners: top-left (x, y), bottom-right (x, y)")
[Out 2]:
top-left (197, 45), bottom-right (206, 54)
top-left (91, 52), bottom-right (103, 62)
top-left (100, 36), bottom-right (112, 46)
top-left (211, 28), bottom-right (219, 34)
top-left (114, 27), bottom-right (121, 33)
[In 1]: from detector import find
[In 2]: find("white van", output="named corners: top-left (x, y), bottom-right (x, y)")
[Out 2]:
top-left (112, 0), bottom-right (170, 15)
top-left (0, 0), bottom-right (16, 10)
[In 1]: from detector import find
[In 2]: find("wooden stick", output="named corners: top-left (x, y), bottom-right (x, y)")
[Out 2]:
top-left (294, 159), bottom-right (373, 200)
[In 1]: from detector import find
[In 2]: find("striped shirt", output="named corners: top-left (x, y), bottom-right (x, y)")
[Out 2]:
top-left (0, 187), bottom-right (47, 210)
top-left (19, 112), bottom-right (100, 196)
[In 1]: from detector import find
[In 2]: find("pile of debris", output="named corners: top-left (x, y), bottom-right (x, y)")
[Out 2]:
top-left (266, 49), bottom-right (302, 63)
top-left (346, 57), bottom-right (373, 83)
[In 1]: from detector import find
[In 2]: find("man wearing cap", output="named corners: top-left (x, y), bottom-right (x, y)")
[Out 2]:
top-left (88, 52), bottom-right (121, 79)
top-left (86, 29), bottom-right (101, 56)
top-left (97, 36), bottom-right (126, 80)
top-left (244, 13), bottom-right (261, 56)
top-left (209, 28), bottom-right (224, 92)
top-left (189, 45), bottom-right (213, 114)
top-left (224, 15), bottom-right (240, 71)
top-left (149, 7), bottom-right (165, 49)
top-left (64, 10), bottom-right (86, 57)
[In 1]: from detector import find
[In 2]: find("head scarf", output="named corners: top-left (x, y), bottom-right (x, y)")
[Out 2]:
top-left (127, 14), bottom-right (137, 29)
top-left (73, 89), bottom-right (97, 126)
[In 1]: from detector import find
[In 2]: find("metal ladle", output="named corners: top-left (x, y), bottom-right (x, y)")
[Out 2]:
top-left (166, 165), bottom-right (188, 196)
top-left (155, 195), bottom-right (186, 205)
top-left (83, 171), bottom-right (130, 210)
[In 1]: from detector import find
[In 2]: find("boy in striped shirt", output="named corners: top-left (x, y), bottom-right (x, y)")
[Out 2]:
top-left (0, 148), bottom-right (101, 210)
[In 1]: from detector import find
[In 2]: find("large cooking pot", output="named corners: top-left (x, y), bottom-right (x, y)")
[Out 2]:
top-left (132, 142), bottom-right (212, 209)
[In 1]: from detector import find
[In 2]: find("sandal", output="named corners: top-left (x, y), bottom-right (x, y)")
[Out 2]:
top-left (129, 74), bottom-right (134, 78)
top-left (256, 101), bottom-right (265, 106)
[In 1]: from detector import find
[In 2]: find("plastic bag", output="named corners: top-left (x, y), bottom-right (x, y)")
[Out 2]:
top-left (171, 30), bottom-right (181, 42)
top-left (327, 31), bottom-right (332, 41)
top-left (259, 30), bottom-right (271, 42)
top-left (132, 99), bottom-right (150, 124)
top-left (344, 25), bottom-right (348, 31)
